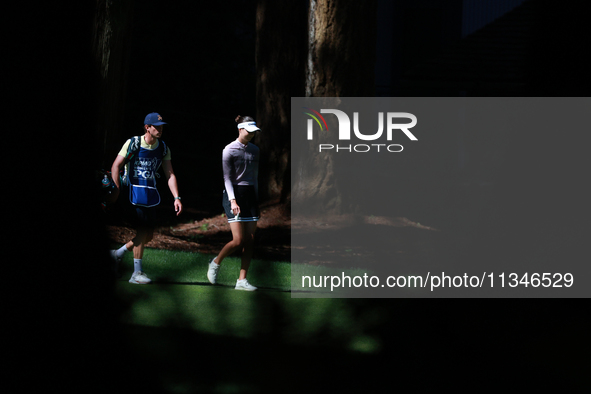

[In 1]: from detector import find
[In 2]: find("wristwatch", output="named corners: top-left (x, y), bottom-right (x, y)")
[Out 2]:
top-left (174, 196), bottom-right (181, 200)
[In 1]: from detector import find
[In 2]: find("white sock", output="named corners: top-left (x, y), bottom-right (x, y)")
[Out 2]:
top-left (134, 259), bottom-right (142, 273)
top-left (115, 245), bottom-right (129, 258)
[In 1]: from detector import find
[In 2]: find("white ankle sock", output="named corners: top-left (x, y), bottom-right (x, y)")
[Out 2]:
top-left (134, 259), bottom-right (142, 273)
top-left (115, 245), bottom-right (129, 258)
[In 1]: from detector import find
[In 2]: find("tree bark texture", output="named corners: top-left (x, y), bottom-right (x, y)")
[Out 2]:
top-left (307, 0), bottom-right (377, 97)
top-left (93, 0), bottom-right (134, 168)
top-left (295, 0), bottom-right (378, 214)
top-left (254, 0), bottom-right (308, 205)
top-left (256, 0), bottom-right (377, 212)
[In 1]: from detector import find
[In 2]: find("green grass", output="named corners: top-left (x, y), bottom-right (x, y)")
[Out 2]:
top-left (112, 248), bottom-right (589, 393)
top-left (114, 246), bottom-right (378, 293)
top-left (117, 283), bottom-right (383, 352)
top-left (114, 247), bottom-right (386, 353)
top-left (114, 250), bottom-right (391, 392)
top-left (115, 247), bottom-right (292, 290)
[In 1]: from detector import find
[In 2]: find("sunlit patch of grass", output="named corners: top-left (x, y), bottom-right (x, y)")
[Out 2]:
top-left (113, 246), bottom-right (291, 290)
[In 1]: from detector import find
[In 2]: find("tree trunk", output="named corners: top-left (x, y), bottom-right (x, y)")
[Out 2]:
top-left (254, 0), bottom-right (308, 206)
top-left (307, 0), bottom-right (377, 97)
top-left (295, 0), bottom-right (378, 214)
top-left (256, 0), bottom-right (377, 213)
top-left (93, 0), bottom-right (134, 168)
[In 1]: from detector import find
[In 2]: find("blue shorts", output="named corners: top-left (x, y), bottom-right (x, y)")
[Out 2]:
top-left (223, 185), bottom-right (259, 223)
top-left (130, 205), bottom-right (158, 229)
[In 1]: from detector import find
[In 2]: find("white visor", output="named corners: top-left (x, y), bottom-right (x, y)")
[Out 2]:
top-left (237, 121), bottom-right (260, 132)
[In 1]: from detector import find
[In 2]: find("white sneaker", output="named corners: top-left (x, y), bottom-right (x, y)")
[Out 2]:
top-left (129, 271), bottom-right (151, 284)
top-left (207, 259), bottom-right (220, 284)
top-left (235, 278), bottom-right (257, 291)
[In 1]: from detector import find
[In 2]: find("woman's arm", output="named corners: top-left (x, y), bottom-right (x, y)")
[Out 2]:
top-left (222, 148), bottom-right (235, 200)
top-left (222, 148), bottom-right (240, 215)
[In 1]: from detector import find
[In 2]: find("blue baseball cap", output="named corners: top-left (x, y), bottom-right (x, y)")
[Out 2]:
top-left (144, 112), bottom-right (167, 126)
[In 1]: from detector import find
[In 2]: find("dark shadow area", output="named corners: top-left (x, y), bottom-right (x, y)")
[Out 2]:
top-left (14, 3), bottom-right (161, 391)
top-left (293, 221), bottom-right (444, 263)
top-left (123, 297), bottom-right (589, 391)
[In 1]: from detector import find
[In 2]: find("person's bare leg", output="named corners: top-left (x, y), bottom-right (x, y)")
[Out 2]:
top-left (215, 222), bottom-right (243, 265)
top-left (128, 227), bottom-right (154, 284)
top-left (131, 227), bottom-right (153, 260)
top-left (238, 221), bottom-right (257, 280)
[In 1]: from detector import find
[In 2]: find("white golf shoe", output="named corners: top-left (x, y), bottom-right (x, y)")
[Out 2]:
top-left (129, 271), bottom-right (152, 284)
top-left (207, 259), bottom-right (220, 284)
top-left (235, 278), bottom-right (257, 291)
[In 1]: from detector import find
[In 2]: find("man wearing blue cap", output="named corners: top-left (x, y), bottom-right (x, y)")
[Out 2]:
top-left (109, 113), bottom-right (183, 284)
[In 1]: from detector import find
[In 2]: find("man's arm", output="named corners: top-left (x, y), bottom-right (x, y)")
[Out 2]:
top-left (162, 159), bottom-right (182, 216)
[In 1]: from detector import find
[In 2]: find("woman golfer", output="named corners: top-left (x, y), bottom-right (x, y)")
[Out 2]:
top-left (207, 115), bottom-right (261, 291)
